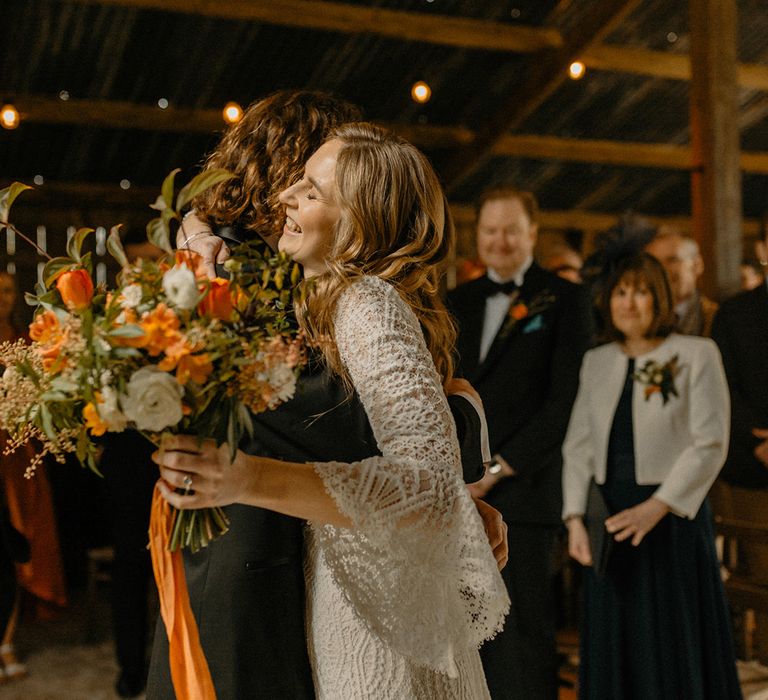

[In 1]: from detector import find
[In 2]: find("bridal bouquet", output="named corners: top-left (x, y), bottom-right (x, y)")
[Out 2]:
top-left (0, 171), bottom-right (306, 552)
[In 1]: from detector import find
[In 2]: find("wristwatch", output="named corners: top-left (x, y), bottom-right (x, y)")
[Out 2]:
top-left (487, 459), bottom-right (503, 475)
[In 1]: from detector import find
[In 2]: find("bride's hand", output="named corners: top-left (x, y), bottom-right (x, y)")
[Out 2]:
top-left (152, 434), bottom-right (254, 509)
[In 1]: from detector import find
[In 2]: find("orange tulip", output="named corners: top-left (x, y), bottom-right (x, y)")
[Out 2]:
top-left (56, 269), bottom-right (94, 311)
top-left (198, 278), bottom-right (234, 321)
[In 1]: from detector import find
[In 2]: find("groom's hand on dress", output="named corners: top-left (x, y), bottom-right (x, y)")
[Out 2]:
top-left (473, 497), bottom-right (508, 570)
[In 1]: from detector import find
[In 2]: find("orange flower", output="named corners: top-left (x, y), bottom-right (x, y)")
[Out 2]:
top-left (174, 249), bottom-right (208, 278)
top-left (56, 269), bottom-right (94, 311)
top-left (645, 385), bottom-right (661, 399)
top-left (29, 310), bottom-right (69, 373)
top-left (29, 309), bottom-right (62, 344)
top-left (157, 335), bottom-right (212, 385)
top-left (83, 398), bottom-right (109, 436)
top-left (139, 304), bottom-right (181, 356)
top-left (175, 352), bottom-right (213, 386)
top-left (510, 303), bottom-right (528, 321)
top-left (198, 278), bottom-right (234, 321)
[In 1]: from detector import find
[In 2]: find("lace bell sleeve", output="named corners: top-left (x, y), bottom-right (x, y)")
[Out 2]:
top-left (312, 276), bottom-right (509, 677)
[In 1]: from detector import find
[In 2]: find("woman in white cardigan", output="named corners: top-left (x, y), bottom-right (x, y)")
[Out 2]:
top-left (563, 253), bottom-right (741, 699)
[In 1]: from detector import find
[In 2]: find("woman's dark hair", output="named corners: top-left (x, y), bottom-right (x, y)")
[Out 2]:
top-left (599, 253), bottom-right (675, 342)
top-left (192, 90), bottom-right (362, 241)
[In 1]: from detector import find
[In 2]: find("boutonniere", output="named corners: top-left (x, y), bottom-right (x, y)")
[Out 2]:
top-left (498, 289), bottom-right (556, 339)
top-left (633, 354), bottom-right (680, 404)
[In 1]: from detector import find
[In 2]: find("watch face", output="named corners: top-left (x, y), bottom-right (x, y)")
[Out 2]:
top-left (488, 462), bottom-right (502, 475)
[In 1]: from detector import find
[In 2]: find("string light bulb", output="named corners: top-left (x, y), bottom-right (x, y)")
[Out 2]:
top-left (223, 101), bottom-right (243, 124)
top-left (568, 61), bottom-right (586, 80)
top-left (1, 104), bottom-right (19, 130)
top-left (411, 81), bottom-right (432, 104)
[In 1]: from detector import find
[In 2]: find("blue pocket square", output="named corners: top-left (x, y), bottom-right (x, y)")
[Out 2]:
top-left (522, 315), bottom-right (544, 334)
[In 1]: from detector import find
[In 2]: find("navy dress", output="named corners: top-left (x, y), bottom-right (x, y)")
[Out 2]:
top-left (580, 358), bottom-right (742, 700)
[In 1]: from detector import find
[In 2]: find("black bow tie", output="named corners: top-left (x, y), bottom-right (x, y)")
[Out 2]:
top-left (479, 276), bottom-right (518, 298)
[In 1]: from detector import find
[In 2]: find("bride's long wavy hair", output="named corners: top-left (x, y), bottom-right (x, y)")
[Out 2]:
top-left (294, 123), bottom-right (457, 385)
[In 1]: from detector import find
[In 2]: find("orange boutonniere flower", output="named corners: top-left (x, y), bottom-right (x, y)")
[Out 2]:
top-left (510, 302), bottom-right (528, 321)
top-left (498, 289), bottom-right (555, 339)
top-left (56, 269), bottom-right (94, 311)
top-left (633, 355), bottom-right (681, 405)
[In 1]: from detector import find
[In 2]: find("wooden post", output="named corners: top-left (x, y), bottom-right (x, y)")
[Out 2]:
top-left (689, 0), bottom-right (742, 300)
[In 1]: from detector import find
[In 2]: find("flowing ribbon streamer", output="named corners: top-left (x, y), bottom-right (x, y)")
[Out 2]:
top-left (149, 484), bottom-right (217, 699)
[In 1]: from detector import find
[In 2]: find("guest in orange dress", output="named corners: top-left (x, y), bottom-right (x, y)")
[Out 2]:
top-left (0, 271), bottom-right (67, 680)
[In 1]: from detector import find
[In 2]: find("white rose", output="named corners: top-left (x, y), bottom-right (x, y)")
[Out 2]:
top-left (120, 284), bottom-right (143, 309)
top-left (120, 366), bottom-right (184, 431)
top-left (162, 265), bottom-right (199, 310)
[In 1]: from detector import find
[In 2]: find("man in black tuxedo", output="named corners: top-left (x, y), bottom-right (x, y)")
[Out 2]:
top-left (448, 187), bottom-right (593, 700)
top-left (711, 216), bottom-right (768, 489)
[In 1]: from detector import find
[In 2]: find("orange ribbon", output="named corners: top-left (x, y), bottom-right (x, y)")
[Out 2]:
top-left (149, 485), bottom-right (217, 699)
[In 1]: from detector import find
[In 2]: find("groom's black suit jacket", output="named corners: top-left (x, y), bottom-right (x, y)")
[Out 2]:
top-left (448, 263), bottom-right (593, 525)
top-left (712, 284), bottom-right (768, 489)
top-left (148, 358), bottom-right (379, 699)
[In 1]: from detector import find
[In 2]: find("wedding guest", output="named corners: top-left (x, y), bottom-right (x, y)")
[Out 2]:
top-left (711, 218), bottom-right (768, 489)
top-left (449, 188), bottom-right (593, 700)
top-left (645, 229), bottom-right (717, 336)
top-left (563, 252), bottom-right (741, 699)
top-left (155, 123), bottom-right (509, 697)
top-left (0, 270), bottom-right (67, 681)
top-left (740, 258), bottom-right (764, 291)
top-left (541, 243), bottom-right (583, 284)
top-left (148, 91), bottom-right (507, 699)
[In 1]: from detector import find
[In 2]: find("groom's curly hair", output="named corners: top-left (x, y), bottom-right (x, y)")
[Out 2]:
top-left (192, 90), bottom-right (361, 242)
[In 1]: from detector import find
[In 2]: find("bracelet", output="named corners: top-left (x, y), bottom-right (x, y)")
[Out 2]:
top-left (178, 230), bottom-right (214, 249)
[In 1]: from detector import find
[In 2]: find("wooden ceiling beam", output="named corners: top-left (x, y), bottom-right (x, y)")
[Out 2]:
top-left (59, 0), bottom-right (563, 53)
top-left (582, 44), bottom-right (768, 91)
top-left (9, 95), bottom-right (476, 145)
top-left (51, 0), bottom-right (768, 90)
top-left (492, 134), bottom-right (768, 175)
top-left (8, 96), bottom-right (768, 174)
top-left (442, 0), bottom-right (646, 190)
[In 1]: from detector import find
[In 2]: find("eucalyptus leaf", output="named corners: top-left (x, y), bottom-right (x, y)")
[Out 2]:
top-left (66, 228), bottom-right (94, 262)
top-left (43, 257), bottom-right (75, 287)
top-left (161, 168), bottom-right (181, 215)
top-left (146, 217), bottom-right (173, 255)
top-left (107, 225), bottom-right (129, 268)
top-left (0, 182), bottom-right (32, 223)
top-left (176, 169), bottom-right (235, 212)
top-left (107, 324), bottom-right (145, 338)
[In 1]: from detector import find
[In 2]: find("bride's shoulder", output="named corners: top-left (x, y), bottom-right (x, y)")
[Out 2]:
top-left (337, 275), bottom-right (401, 311)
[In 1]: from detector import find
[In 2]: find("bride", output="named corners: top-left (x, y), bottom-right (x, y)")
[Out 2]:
top-left (154, 123), bottom-right (509, 698)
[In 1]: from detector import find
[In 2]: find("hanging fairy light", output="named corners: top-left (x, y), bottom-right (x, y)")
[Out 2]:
top-left (411, 81), bottom-right (432, 104)
top-left (568, 61), bottom-right (586, 80)
top-left (1, 104), bottom-right (20, 130)
top-left (222, 101), bottom-right (243, 124)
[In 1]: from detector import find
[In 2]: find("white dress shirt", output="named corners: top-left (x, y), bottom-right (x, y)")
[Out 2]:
top-left (479, 257), bottom-right (533, 362)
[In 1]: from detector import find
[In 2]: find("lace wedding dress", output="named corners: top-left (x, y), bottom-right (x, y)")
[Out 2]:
top-left (305, 276), bottom-right (510, 699)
